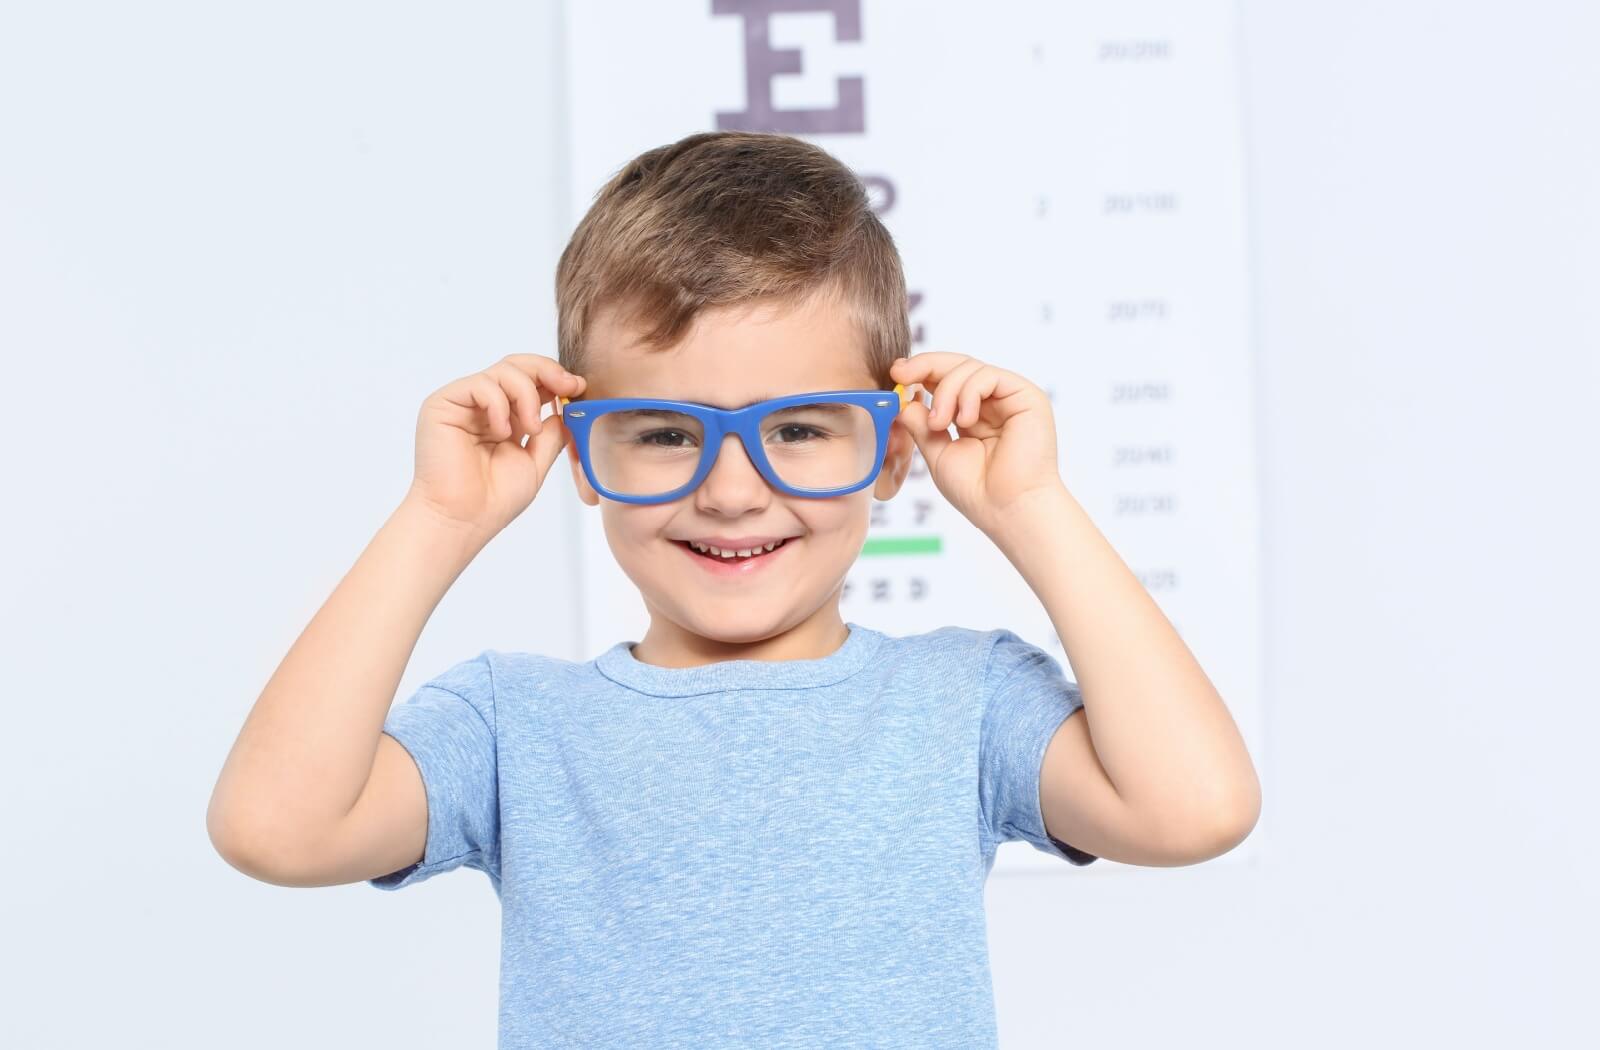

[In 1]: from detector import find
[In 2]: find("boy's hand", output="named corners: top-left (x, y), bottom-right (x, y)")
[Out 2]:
top-left (405, 353), bottom-right (587, 539)
top-left (889, 351), bottom-right (1064, 536)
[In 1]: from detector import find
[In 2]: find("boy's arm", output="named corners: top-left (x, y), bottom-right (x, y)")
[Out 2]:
top-left (206, 496), bottom-right (490, 886)
top-left (888, 350), bottom-right (1258, 866)
top-left (996, 484), bottom-right (1262, 866)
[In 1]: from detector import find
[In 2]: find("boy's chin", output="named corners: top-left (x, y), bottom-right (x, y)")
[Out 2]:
top-left (665, 595), bottom-right (824, 640)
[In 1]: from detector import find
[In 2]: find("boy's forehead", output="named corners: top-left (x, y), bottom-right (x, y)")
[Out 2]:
top-left (582, 296), bottom-right (876, 406)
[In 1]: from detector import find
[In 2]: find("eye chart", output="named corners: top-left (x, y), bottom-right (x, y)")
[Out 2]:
top-left (561, 0), bottom-right (1263, 871)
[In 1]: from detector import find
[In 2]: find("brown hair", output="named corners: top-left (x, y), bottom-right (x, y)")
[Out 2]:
top-left (555, 130), bottom-right (908, 388)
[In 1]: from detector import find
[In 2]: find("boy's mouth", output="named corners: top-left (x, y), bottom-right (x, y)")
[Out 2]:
top-left (673, 536), bottom-right (795, 575)
top-left (677, 537), bottom-right (791, 560)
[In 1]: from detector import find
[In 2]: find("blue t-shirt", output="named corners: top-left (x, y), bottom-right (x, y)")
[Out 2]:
top-left (368, 621), bottom-right (1095, 1047)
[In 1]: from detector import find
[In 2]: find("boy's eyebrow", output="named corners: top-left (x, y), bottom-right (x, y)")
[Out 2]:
top-left (687, 392), bottom-right (793, 408)
top-left (736, 392), bottom-right (800, 408)
top-left (697, 393), bottom-right (783, 409)
top-left (718, 395), bottom-right (874, 411)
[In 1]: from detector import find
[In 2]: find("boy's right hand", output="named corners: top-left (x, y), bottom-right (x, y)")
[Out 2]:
top-left (404, 353), bottom-right (587, 540)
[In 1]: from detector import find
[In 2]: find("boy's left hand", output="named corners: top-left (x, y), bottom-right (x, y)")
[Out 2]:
top-left (889, 351), bottom-right (1065, 536)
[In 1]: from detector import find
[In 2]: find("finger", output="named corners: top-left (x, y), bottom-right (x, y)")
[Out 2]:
top-left (897, 396), bottom-right (953, 472)
top-left (969, 366), bottom-right (1038, 422)
top-left (524, 398), bottom-right (571, 475)
top-left (892, 353), bottom-right (978, 429)
top-left (956, 367), bottom-right (1001, 429)
top-left (475, 374), bottom-right (515, 442)
top-left (889, 351), bottom-right (973, 391)
top-left (498, 353), bottom-right (587, 408)
top-left (904, 380), bottom-right (934, 421)
top-left (440, 373), bottom-right (514, 442)
top-left (486, 360), bottom-right (545, 442)
top-left (926, 358), bottom-right (985, 431)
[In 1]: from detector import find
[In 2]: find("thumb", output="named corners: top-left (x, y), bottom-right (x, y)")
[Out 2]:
top-left (524, 405), bottom-right (571, 484)
top-left (898, 394), bottom-right (953, 473)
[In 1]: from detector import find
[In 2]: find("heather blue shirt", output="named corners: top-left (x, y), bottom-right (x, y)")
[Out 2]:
top-left (368, 622), bottom-right (1095, 1047)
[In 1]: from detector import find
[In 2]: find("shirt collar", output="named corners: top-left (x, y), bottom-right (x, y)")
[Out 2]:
top-left (594, 621), bottom-right (881, 697)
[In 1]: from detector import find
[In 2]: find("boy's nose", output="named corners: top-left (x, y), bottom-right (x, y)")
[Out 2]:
top-left (693, 433), bottom-right (770, 511)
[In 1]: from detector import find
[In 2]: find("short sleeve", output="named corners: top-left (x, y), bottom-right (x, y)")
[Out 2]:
top-left (978, 629), bottom-right (1098, 865)
top-left (367, 652), bottom-right (500, 890)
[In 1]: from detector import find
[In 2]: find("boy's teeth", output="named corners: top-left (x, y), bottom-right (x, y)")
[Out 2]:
top-left (689, 539), bottom-right (783, 558)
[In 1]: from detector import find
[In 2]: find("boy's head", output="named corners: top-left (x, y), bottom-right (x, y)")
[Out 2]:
top-left (555, 130), bottom-right (916, 655)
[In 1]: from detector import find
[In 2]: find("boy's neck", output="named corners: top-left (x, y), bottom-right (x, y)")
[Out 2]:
top-left (629, 603), bottom-right (850, 669)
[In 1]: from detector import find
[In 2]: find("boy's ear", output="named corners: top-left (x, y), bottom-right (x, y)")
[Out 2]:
top-left (872, 417), bottom-right (916, 500)
top-left (565, 436), bottom-right (600, 507)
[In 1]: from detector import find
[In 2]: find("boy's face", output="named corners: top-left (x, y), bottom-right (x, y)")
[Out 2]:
top-left (566, 290), bottom-right (915, 650)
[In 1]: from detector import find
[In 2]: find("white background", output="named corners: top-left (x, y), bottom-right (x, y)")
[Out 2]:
top-left (1, 2), bottom-right (1594, 1047)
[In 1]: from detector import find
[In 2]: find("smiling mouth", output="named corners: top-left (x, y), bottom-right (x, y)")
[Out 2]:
top-left (676, 537), bottom-right (792, 561)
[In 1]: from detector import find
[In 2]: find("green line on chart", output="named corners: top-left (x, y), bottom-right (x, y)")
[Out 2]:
top-left (860, 536), bottom-right (942, 556)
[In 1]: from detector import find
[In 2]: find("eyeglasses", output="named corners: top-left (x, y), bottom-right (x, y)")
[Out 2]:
top-left (557, 385), bottom-right (911, 505)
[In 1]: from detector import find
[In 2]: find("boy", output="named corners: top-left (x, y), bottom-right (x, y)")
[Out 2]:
top-left (208, 131), bottom-right (1260, 1047)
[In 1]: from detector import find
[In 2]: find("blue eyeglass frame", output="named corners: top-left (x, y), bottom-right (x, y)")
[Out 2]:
top-left (556, 384), bottom-right (911, 505)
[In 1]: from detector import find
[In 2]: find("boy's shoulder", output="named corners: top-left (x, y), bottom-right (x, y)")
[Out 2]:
top-left (406, 646), bottom-right (595, 706)
top-left (875, 622), bottom-right (1038, 654)
top-left (844, 623), bottom-right (1057, 698)
top-left (876, 623), bottom-right (1050, 677)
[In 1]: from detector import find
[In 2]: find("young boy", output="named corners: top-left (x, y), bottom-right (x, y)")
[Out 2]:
top-left (208, 131), bottom-right (1259, 1047)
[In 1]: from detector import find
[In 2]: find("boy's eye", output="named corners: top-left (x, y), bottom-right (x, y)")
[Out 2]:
top-left (639, 429), bottom-right (696, 448)
top-left (769, 424), bottom-right (827, 444)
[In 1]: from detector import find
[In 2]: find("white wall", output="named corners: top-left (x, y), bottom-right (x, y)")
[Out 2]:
top-left (1, 2), bottom-right (1593, 1047)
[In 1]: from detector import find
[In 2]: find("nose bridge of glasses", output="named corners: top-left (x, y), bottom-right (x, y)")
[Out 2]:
top-left (706, 425), bottom-right (762, 476)
top-left (683, 429), bottom-right (769, 510)
top-left (691, 406), bottom-right (787, 505)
